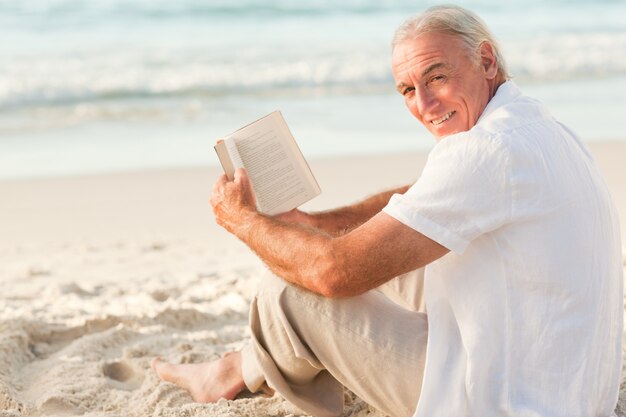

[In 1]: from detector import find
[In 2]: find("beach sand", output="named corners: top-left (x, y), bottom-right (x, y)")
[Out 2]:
top-left (1, 144), bottom-right (625, 416)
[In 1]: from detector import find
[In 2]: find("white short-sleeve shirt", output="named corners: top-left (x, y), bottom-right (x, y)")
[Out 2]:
top-left (383, 81), bottom-right (623, 417)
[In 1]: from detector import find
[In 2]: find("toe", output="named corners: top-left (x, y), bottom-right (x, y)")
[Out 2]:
top-left (150, 357), bottom-right (162, 370)
top-left (152, 358), bottom-right (180, 384)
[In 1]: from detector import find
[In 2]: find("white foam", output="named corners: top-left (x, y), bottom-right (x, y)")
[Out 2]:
top-left (505, 32), bottom-right (626, 81)
top-left (2, 30), bottom-right (625, 112)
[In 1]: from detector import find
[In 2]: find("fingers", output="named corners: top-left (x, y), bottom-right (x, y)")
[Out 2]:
top-left (210, 168), bottom-right (257, 231)
top-left (210, 174), bottom-right (228, 207)
top-left (211, 174), bottom-right (228, 193)
top-left (211, 170), bottom-right (249, 206)
top-left (215, 173), bottom-right (228, 186)
top-left (212, 169), bottom-right (246, 192)
top-left (275, 208), bottom-right (299, 222)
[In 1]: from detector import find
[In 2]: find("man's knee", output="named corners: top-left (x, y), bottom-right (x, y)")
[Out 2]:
top-left (256, 269), bottom-right (290, 295)
top-left (377, 268), bottom-right (426, 313)
top-left (254, 269), bottom-right (311, 311)
top-left (253, 269), bottom-right (327, 320)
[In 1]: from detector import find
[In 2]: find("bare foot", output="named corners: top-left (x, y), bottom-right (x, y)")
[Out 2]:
top-left (151, 351), bottom-right (246, 403)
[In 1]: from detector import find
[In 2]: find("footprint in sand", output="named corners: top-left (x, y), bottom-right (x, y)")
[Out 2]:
top-left (37, 396), bottom-right (84, 416)
top-left (102, 360), bottom-right (144, 391)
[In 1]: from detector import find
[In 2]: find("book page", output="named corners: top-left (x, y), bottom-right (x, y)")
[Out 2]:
top-left (224, 139), bottom-right (244, 169)
top-left (230, 112), bottom-right (319, 215)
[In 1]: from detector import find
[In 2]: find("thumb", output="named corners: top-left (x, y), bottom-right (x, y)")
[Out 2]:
top-left (233, 168), bottom-right (249, 185)
top-left (234, 168), bottom-right (257, 207)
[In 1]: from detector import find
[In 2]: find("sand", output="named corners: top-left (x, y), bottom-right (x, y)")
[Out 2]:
top-left (0, 145), bottom-right (625, 416)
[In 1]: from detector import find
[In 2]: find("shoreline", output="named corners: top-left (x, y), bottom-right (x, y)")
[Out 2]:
top-left (0, 150), bottom-right (429, 246)
top-left (0, 141), bottom-right (624, 246)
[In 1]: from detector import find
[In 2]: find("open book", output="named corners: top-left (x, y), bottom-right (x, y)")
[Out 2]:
top-left (214, 111), bottom-right (321, 216)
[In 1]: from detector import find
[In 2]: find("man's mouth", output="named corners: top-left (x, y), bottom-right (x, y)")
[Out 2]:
top-left (431, 111), bottom-right (456, 126)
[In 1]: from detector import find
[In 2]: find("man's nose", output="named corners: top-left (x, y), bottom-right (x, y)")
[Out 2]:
top-left (414, 86), bottom-right (437, 115)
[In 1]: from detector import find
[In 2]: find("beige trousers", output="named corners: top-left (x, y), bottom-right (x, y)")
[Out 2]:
top-left (241, 269), bottom-right (428, 417)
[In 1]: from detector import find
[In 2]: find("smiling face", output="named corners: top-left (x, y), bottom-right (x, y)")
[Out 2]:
top-left (392, 32), bottom-right (501, 139)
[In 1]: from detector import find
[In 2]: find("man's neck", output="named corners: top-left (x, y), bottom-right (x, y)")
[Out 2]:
top-left (487, 73), bottom-right (507, 103)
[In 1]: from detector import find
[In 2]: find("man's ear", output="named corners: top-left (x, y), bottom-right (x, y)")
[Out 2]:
top-left (479, 41), bottom-right (499, 79)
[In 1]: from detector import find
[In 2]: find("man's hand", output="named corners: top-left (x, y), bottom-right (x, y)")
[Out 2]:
top-left (273, 185), bottom-right (411, 237)
top-left (275, 209), bottom-right (315, 227)
top-left (210, 168), bottom-right (258, 236)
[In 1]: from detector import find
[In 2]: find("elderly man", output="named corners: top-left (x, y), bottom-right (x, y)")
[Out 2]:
top-left (153, 5), bottom-right (623, 417)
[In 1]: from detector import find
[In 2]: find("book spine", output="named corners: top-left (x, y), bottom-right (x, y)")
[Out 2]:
top-left (214, 138), bottom-right (244, 181)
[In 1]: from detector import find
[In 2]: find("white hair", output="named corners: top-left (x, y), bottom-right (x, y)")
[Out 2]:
top-left (392, 4), bottom-right (510, 79)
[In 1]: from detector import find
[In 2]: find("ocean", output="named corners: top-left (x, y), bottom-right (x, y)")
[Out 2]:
top-left (1, 0), bottom-right (625, 178)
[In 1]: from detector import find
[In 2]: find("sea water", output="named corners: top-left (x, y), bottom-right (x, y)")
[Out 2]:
top-left (1, 0), bottom-right (625, 178)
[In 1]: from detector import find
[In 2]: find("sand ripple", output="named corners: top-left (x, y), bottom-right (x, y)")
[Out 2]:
top-left (0, 239), bottom-right (383, 416)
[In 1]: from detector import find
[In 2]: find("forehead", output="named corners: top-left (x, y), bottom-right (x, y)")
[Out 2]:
top-left (392, 32), bottom-right (468, 76)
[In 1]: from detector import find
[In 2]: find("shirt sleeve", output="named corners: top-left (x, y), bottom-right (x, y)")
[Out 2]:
top-left (383, 132), bottom-right (512, 254)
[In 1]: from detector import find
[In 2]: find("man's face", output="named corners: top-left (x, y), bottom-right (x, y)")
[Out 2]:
top-left (392, 32), bottom-right (494, 139)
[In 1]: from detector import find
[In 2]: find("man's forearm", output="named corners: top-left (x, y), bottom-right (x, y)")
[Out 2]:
top-left (306, 185), bottom-right (410, 236)
top-left (211, 171), bottom-right (421, 297)
top-left (235, 209), bottom-right (339, 296)
top-left (231, 196), bottom-right (447, 299)
top-left (235, 184), bottom-right (410, 295)
top-left (211, 169), bottom-right (343, 296)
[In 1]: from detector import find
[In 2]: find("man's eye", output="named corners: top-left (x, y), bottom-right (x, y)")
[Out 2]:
top-left (430, 75), bottom-right (445, 83)
top-left (402, 86), bottom-right (415, 96)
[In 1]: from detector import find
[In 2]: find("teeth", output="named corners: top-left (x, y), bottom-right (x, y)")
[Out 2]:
top-left (432, 111), bottom-right (454, 125)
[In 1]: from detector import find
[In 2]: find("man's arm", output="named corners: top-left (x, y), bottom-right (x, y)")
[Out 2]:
top-left (211, 169), bottom-right (448, 297)
top-left (276, 185), bottom-right (410, 236)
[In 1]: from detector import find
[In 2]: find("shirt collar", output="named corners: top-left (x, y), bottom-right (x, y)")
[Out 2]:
top-left (475, 80), bottom-right (521, 125)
